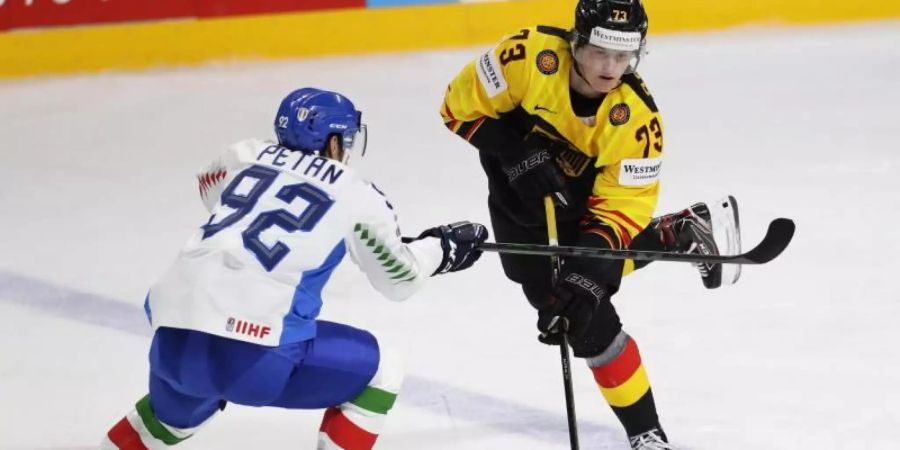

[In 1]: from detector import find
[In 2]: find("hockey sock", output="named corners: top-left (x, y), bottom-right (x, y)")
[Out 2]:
top-left (101, 395), bottom-right (209, 449)
top-left (318, 345), bottom-right (404, 450)
top-left (586, 331), bottom-right (661, 437)
top-left (622, 259), bottom-right (636, 277)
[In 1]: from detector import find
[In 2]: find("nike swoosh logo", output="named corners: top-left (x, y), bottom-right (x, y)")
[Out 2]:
top-left (534, 105), bottom-right (556, 114)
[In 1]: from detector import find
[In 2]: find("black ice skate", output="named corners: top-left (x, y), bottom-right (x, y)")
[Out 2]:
top-left (629, 428), bottom-right (674, 450)
top-left (653, 196), bottom-right (742, 289)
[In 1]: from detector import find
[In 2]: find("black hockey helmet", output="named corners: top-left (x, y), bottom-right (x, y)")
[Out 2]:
top-left (571, 0), bottom-right (649, 73)
top-left (573, 0), bottom-right (649, 49)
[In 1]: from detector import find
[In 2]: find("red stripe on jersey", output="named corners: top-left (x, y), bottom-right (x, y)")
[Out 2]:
top-left (107, 417), bottom-right (150, 450)
top-left (442, 101), bottom-right (457, 122)
top-left (587, 196), bottom-right (607, 208)
top-left (464, 117), bottom-right (486, 141)
top-left (610, 220), bottom-right (633, 247)
top-left (590, 337), bottom-right (642, 388)
top-left (583, 214), bottom-right (631, 249)
top-left (321, 408), bottom-right (378, 450)
top-left (597, 208), bottom-right (644, 234)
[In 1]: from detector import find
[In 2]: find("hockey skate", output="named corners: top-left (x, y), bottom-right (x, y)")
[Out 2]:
top-left (629, 428), bottom-right (674, 450)
top-left (653, 196), bottom-right (742, 289)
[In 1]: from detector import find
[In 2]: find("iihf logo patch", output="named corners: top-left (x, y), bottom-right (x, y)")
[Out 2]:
top-left (225, 317), bottom-right (272, 339)
top-left (609, 103), bottom-right (631, 126)
top-left (536, 50), bottom-right (559, 75)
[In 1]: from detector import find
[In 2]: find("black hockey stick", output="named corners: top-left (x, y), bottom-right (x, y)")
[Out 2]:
top-left (478, 218), bottom-right (795, 265)
top-left (543, 196), bottom-right (580, 450)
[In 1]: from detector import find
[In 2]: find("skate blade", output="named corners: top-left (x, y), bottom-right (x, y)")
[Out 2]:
top-left (709, 195), bottom-right (742, 285)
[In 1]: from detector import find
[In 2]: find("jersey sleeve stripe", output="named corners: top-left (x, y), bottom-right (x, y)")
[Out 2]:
top-left (595, 208), bottom-right (644, 235)
top-left (463, 117), bottom-right (486, 141)
top-left (445, 119), bottom-right (460, 133)
top-left (583, 225), bottom-right (622, 250)
top-left (441, 100), bottom-right (457, 122)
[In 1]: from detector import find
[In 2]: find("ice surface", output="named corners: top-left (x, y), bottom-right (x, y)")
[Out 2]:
top-left (1, 21), bottom-right (899, 450)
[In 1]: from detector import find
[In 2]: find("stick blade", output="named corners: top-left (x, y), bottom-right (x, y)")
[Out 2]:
top-left (740, 218), bottom-right (795, 264)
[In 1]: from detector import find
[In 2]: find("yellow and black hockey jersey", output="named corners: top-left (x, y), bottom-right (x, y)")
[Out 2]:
top-left (441, 26), bottom-right (663, 252)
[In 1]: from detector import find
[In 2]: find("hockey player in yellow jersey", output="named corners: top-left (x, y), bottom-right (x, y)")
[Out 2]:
top-left (441, 1), bottom-right (742, 448)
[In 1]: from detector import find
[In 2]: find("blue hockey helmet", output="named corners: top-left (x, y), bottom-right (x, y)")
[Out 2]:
top-left (274, 87), bottom-right (367, 164)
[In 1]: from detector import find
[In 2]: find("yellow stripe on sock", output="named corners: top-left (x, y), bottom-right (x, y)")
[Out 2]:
top-left (598, 364), bottom-right (651, 407)
top-left (622, 259), bottom-right (635, 277)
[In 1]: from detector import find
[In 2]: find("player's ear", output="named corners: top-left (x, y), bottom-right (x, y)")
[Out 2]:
top-left (326, 135), bottom-right (343, 161)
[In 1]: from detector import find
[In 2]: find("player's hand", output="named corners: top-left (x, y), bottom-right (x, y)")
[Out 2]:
top-left (502, 133), bottom-right (569, 207)
top-left (537, 272), bottom-right (611, 350)
top-left (417, 221), bottom-right (489, 275)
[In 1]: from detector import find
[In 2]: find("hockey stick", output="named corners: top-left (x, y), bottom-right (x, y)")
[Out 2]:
top-left (478, 218), bottom-right (795, 265)
top-left (544, 196), bottom-right (580, 450)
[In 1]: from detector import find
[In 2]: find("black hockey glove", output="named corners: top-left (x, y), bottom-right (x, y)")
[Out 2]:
top-left (501, 133), bottom-right (570, 207)
top-left (538, 272), bottom-right (609, 338)
top-left (538, 271), bottom-right (626, 359)
top-left (417, 221), bottom-right (489, 275)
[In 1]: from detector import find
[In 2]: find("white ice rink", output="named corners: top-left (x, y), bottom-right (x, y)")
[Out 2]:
top-left (2, 21), bottom-right (899, 450)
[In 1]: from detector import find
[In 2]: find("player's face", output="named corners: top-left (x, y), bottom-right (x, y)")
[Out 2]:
top-left (573, 45), bottom-right (634, 93)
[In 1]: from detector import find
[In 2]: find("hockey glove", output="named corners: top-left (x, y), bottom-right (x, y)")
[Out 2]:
top-left (501, 133), bottom-right (569, 207)
top-left (538, 272), bottom-right (609, 337)
top-left (537, 271), bottom-right (625, 359)
top-left (417, 221), bottom-right (489, 275)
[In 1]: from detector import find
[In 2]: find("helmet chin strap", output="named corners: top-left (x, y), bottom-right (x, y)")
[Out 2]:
top-left (570, 42), bottom-right (590, 86)
top-left (570, 47), bottom-right (607, 97)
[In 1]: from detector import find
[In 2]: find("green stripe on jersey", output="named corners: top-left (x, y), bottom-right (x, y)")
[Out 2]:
top-left (354, 224), bottom-right (417, 282)
top-left (350, 386), bottom-right (398, 415)
top-left (135, 395), bottom-right (188, 446)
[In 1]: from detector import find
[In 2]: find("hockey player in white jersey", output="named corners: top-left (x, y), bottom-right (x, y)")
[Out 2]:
top-left (101, 87), bottom-right (489, 450)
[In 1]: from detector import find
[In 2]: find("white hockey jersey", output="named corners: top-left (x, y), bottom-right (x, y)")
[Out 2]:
top-left (146, 139), bottom-right (444, 346)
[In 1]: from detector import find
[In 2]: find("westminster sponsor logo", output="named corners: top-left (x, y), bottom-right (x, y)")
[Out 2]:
top-left (618, 158), bottom-right (662, 186)
top-left (476, 49), bottom-right (508, 98)
top-left (590, 27), bottom-right (642, 51)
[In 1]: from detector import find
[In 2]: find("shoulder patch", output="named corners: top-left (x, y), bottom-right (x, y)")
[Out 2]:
top-left (536, 26), bottom-right (570, 40)
top-left (536, 50), bottom-right (559, 75)
top-left (609, 103), bottom-right (630, 126)
top-left (476, 49), bottom-right (508, 98)
top-left (621, 73), bottom-right (658, 113)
